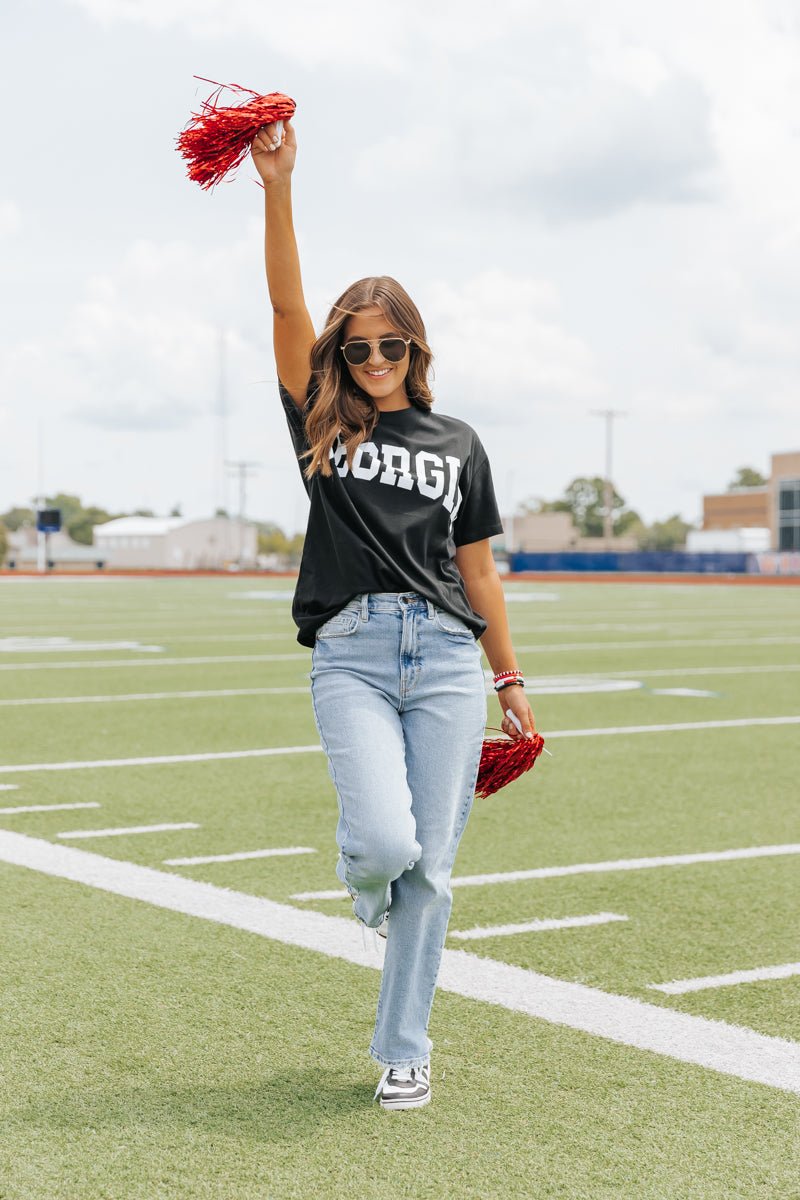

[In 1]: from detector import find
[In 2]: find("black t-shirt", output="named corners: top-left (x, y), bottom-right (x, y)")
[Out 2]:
top-left (280, 381), bottom-right (504, 647)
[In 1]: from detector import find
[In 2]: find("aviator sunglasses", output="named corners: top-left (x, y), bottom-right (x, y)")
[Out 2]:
top-left (340, 336), bottom-right (412, 367)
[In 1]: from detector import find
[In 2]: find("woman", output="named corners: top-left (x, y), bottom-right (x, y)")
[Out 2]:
top-left (252, 118), bottom-right (536, 1111)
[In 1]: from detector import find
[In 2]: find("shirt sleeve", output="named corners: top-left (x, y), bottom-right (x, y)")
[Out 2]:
top-left (453, 445), bottom-right (504, 547)
top-left (278, 380), bottom-right (317, 493)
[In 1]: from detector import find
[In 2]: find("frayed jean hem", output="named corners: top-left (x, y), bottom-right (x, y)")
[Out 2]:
top-left (369, 1046), bottom-right (431, 1071)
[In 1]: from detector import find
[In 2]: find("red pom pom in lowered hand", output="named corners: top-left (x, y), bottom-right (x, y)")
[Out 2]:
top-left (475, 730), bottom-right (546, 799)
top-left (177, 77), bottom-right (296, 190)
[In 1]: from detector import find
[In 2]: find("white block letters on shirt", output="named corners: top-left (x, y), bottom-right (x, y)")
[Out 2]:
top-left (379, 444), bottom-right (414, 490)
top-left (330, 434), bottom-right (462, 516)
top-left (415, 451), bottom-right (445, 499)
top-left (351, 442), bottom-right (381, 480)
top-left (442, 455), bottom-right (461, 514)
top-left (332, 438), bottom-right (349, 478)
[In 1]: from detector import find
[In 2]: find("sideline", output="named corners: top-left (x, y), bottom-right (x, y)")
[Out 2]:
top-left (0, 829), bottom-right (797, 1095)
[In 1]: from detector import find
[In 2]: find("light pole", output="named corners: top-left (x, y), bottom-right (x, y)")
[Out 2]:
top-left (590, 409), bottom-right (627, 548)
top-left (225, 460), bottom-right (261, 566)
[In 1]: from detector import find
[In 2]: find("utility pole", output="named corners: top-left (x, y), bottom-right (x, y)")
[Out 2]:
top-left (590, 409), bottom-right (627, 549)
top-left (225, 460), bottom-right (261, 566)
top-left (215, 329), bottom-right (229, 516)
top-left (36, 422), bottom-right (46, 574)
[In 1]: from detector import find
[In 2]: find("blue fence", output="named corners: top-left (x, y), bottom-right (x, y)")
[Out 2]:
top-left (509, 551), bottom-right (752, 574)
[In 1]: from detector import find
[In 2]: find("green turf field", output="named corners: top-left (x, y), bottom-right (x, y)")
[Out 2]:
top-left (0, 576), bottom-right (798, 1199)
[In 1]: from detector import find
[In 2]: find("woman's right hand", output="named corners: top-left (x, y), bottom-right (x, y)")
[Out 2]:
top-left (251, 118), bottom-right (296, 185)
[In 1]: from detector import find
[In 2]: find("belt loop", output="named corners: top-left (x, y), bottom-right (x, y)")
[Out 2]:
top-left (426, 597), bottom-right (435, 620)
top-left (360, 593), bottom-right (369, 620)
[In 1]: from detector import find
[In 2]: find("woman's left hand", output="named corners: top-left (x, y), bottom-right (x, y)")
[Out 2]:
top-left (498, 686), bottom-right (537, 741)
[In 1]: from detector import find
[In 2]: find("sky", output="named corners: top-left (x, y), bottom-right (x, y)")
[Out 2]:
top-left (1, 0), bottom-right (799, 534)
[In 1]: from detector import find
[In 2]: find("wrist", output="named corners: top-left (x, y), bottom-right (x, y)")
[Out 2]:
top-left (264, 175), bottom-right (292, 194)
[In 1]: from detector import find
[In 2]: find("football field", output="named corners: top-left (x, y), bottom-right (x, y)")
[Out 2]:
top-left (1, 575), bottom-right (798, 1199)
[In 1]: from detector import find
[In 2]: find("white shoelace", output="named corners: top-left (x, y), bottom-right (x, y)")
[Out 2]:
top-left (374, 1063), bottom-right (429, 1099)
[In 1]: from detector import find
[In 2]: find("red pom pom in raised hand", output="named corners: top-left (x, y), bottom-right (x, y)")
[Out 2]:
top-left (475, 730), bottom-right (546, 799)
top-left (177, 77), bottom-right (296, 190)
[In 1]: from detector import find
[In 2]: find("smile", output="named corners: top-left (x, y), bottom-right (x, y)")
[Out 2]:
top-left (365, 369), bottom-right (391, 378)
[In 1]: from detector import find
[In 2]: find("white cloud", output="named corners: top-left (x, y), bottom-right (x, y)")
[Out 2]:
top-left (0, 222), bottom-right (303, 520)
top-left (0, 202), bottom-right (21, 237)
top-left (423, 270), bottom-right (602, 421)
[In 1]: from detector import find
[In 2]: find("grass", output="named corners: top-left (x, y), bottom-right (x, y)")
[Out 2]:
top-left (0, 576), bottom-right (798, 1199)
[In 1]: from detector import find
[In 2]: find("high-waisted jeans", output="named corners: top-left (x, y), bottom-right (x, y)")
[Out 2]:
top-left (309, 591), bottom-right (487, 1069)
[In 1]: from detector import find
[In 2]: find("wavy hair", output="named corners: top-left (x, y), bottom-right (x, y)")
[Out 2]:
top-left (301, 276), bottom-right (434, 479)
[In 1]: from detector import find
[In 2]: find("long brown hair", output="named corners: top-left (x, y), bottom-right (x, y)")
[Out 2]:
top-left (302, 276), bottom-right (434, 478)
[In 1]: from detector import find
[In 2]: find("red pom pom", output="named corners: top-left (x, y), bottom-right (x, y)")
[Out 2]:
top-left (475, 731), bottom-right (546, 799)
top-left (177, 77), bottom-right (296, 191)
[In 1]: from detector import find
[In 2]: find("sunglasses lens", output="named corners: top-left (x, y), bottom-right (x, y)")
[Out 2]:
top-left (380, 339), bottom-right (408, 362)
top-left (343, 342), bottom-right (370, 365)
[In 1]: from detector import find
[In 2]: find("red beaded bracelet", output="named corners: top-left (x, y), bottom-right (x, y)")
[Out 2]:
top-left (494, 679), bottom-right (525, 692)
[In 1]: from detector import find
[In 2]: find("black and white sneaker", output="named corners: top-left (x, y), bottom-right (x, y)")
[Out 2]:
top-left (374, 1062), bottom-right (431, 1110)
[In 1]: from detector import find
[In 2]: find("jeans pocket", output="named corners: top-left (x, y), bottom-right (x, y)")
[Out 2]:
top-left (432, 607), bottom-right (475, 639)
top-left (315, 601), bottom-right (362, 640)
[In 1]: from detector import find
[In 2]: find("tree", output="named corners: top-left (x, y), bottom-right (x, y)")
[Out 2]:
top-left (288, 533), bottom-right (305, 563)
top-left (67, 507), bottom-right (117, 545)
top-left (534, 476), bottom-right (640, 538)
top-left (35, 494), bottom-right (119, 545)
top-left (0, 506), bottom-right (35, 531)
top-left (169, 504), bottom-right (183, 518)
top-left (635, 515), bottom-right (693, 551)
top-left (728, 466), bottom-right (767, 490)
top-left (258, 527), bottom-right (291, 557)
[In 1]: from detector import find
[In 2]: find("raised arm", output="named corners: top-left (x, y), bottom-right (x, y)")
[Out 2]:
top-left (251, 119), bottom-right (316, 409)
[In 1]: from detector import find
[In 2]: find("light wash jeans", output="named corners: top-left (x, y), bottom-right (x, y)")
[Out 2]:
top-left (309, 591), bottom-right (487, 1070)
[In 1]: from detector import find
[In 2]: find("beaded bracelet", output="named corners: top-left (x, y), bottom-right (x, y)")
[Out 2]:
top-left (493, 669), bottom-right (523, 683)
top-left (494, 678), bottom-right (525, 692)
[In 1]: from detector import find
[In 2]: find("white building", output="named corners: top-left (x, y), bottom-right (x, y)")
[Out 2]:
top-left (686, 527), bottom-right (771, 553)
top-left (93, 516), bottom-right (257, 570)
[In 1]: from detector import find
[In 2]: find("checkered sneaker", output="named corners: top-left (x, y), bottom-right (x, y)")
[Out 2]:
top-left (374, 1062), bottom-right (431, 1110)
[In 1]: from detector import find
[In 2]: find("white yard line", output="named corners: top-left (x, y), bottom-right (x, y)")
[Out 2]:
top-left (292, 888), bottom-right (350, 900)
top-left (57, 822), bottom-right (199, 840)
top-left (0, 747), bottom-right (322, 774)
top-left (4, 636), bottom-right (800, 672)
top-left (545, 716), bottom-right (800, 739)
top-left (164, 847), bottom-right (316, 866)
top-left (0, 687), bottom-right (309, 708)
top-left (513, 636), bottom-right (800, 654)
top-left (449, 913), bottom-right (629, 940)
top-left (0, 802), bottom-right (100, 815)
top-left (0, 830), bottom-right (797, 1095)
top-left (650, 963), bottom-right (800, 995)
top-left (291, 843), bottom-right (800, 900)
top-left (605, 664), bottom-right (800, 680)
top-left (0, 640), bottom-right (163, 654)
top-left (0, 784), bottom-right (19, 791)
top-left (2, 716), bottom-right (798, 776)
top-left (3, 668), bottom-right (798, 708)
top-left (0, 653), bottom-right (308, 672)
top-left (649, 688), bottom-right (719, 697)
